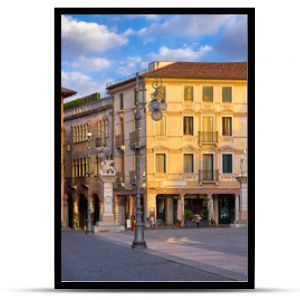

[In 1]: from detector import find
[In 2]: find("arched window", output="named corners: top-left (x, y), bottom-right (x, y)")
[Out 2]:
top-left (72, 127), bottom-right (75, 143)
top-left (105, 119), bottom-right (109, 138)
top-left (76, 126), bottom-right (79, 143)
top-left (75, 160), bottom-right (78, 177)
top-left (97, 120), bottom-right (100, 138)
top-left (72, 160), bottom-right (75, 177)
top-left (85, 124), bottom-right (88, 141)
top-left (101, 120), bottom-right (105, 144)
top-left (77, 159), bottom-right (80, 176)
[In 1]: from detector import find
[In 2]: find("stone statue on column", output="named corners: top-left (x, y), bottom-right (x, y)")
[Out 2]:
top-left (94, 160), bottom-right (124, 233)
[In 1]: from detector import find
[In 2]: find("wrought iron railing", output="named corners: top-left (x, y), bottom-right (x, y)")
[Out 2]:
top-left (198, 131), bottom-right (218, 144)
top-left (199, 169), bottom-right (219, 184)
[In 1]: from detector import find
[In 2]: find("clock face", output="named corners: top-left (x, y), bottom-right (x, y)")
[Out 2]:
top-left (105, 196), bottom-right (111, 205)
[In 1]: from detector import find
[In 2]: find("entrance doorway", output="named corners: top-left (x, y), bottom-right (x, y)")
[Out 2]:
top-left (67, 194), bottom-right (73, 228)
top-left (218, 194), bottom-right (235, 224)
top-left (78, 194), bottom-right (87, 229)
top-left (156, 194), bottom-right (179, 226)
top-left (93, 194), bottom-right (100, 225)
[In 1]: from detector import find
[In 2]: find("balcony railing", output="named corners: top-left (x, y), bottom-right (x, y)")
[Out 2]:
top-left (129, 131), bottom-right (136, 146)
top-left (198, 131), bottom-right (218, 144)
top-left (129, 170), bottom-right (136, 185)
top-left (199, 169), bottom-right (219, 185)
top-left (115, 135), bottom-right (125, 148)
top-left (96, 137), bottom-right (107, 147)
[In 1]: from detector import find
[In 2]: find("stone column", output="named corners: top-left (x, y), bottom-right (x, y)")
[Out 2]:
top-left (240, 180), bottom-right (248, 223)
top-left (101, 174), bottom-right (115, 223)
top-left (165, 196), bottom-right (174, 225)
top-left (180, 194), bottom-right (185, 226)
top-left (114, 195), bottom-right (119, 223)
top-left (235, 194), bottom-right (240, 224)
top-left (208, 194), bottom-right (214, 226)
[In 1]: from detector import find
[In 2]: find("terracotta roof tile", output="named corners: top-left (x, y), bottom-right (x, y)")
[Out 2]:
top-left (61, 87), bottom-right (77, 97)
top-left (142, 62), bottom-right (247, 80)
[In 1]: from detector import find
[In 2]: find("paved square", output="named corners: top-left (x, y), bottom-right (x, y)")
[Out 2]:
top-left (62, 227), bottom-right (247, 281)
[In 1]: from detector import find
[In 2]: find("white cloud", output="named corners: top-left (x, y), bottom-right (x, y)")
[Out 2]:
top-left (62, 15), bottom-right (128, 55)
top-left (118, 56), bottom-right (148, 76)
top-left (125, 15), bottom-right (161, 21)
top-left (62, 70), bottom-right (110, 100)
top-left (138, 15), bottom-right (235, 43)
top-left (70, 55), bottom-right (111, 72)
top-left (149, 45), bottom-right (212, 62)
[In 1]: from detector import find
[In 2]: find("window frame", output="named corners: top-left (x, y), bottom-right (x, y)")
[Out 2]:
top-left (183, 153), bottom-right (194, 175)
top-left (184, 85), bottom-right (194, 102)
top-left (155, 153), bottom-right (166, 174)
top-left (202, 85), bottom-right (214, 102)
top-left (222, 153), bottom-right (233, 174)
top-left (222, 116), bottom-right (233, 136)
top-left (183, 116), bottom-right (194, 136)
top-left (222, 86), bottom-right (233, 103)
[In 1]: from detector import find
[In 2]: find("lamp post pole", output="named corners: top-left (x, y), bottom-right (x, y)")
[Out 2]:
top-left (86, 131), bottom-right (93, 234)
top-left (132, 72), bottom-right (147, 249)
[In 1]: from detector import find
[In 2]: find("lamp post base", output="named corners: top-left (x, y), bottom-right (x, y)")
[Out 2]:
top-left (132, 241), bottom-right (147, 249)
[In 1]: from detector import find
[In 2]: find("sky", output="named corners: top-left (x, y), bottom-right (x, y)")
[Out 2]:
top-left (61, 14), bottom-right (247, 101)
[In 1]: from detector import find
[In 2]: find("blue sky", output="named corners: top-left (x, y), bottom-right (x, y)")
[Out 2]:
top-left (62, 14), bottom-right (247, 100)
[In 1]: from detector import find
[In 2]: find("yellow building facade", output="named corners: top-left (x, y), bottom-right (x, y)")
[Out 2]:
top-left (108, 61), bottom-right (247, 227)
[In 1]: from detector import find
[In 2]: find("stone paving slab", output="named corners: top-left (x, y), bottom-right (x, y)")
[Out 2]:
top-left (94, 229), bottom-right (248, 281)
top-left (62, 231), bottom-right (232, 282)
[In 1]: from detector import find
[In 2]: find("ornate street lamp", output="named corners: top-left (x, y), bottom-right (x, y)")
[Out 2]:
top-left (132, 75), bottom-right (166, 249)
top-left (132, 72), bottom-right (147, 249)
top-left (86, 131), bottom-right (93, 234)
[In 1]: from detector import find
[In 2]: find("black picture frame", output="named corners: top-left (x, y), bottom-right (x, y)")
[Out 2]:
top-left (55, 7), bottom-right (255, 290)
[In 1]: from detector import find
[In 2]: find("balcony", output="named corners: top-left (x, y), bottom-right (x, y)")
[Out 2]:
top-left (115, 135), bottom-right (125, 149)
top-left (129, 131), bottom-right (136, 146)
top-left (129, 170), bottom-right (136, 185)
top-left (199, 169), bottom-right (219, 185)
top-left (198, 131), bottom-right (218, 144)
top-left (96, 137), bottom-right (107, 147)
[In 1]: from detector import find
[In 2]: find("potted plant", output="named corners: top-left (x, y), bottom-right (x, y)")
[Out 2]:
top-left (176, 219), bottom-right (182, 228)
top-left (184, 208), bottom-right (195, 227)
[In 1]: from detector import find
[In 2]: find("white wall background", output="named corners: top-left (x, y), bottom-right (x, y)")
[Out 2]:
top-left (1, 0), bottom-right (300, 299)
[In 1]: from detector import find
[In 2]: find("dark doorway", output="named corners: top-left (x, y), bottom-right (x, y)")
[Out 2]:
top-left (156, 194), bottom-right (179, 225)
top-left (78, 194), bottom-right (87, 229)
top-left (67, 195), bottom-right (73, 228)
top-left (218, 194), bottom-right (235, 224)
top-left (93, 194), bottom-right (100, 225)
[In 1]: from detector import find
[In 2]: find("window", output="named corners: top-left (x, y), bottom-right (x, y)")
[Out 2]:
top-left (222, 117), bottom-right (232, 136)
top-left (222, 154), bottom-right (233, 173)
top-left (156, 116), bottom-right (166, 136)
top-left (105, 119), bottom-right (109, 138)
top-left (222, 87), bottom-right (232, 103)
top-left (203, 86), bottom-right (213, 102)
top-left (120, 93), bottom-right (124, 110)
top-left (156, 154), bottom-right (166, 173)
top-left (184, 154), bottom-right (194, 173)
top-left (183, 116), bottom-right (193, 135)
top-left (184, 86), bottom-right (193, 101)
